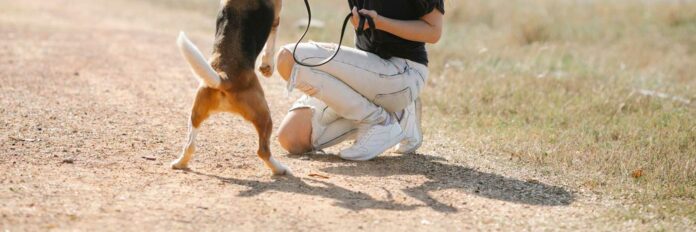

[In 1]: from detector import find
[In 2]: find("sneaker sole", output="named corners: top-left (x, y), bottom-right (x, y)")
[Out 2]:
top-left (340, 131), bottom-right (404, 161)
top-left (394, 139), bottom-right (422, 155)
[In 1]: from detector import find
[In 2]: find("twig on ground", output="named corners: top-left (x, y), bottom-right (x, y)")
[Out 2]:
top-left (9, 136), bottom-right (40, 142)
top-left (308, 173), bottom-right (330, 179)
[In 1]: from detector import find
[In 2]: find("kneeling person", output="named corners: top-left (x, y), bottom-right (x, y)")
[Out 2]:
top-left (275, 0), bottom-right (444, 160)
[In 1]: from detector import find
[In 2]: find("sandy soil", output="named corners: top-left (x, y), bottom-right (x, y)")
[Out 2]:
top-left (0, 0), bottom-right (635, 231)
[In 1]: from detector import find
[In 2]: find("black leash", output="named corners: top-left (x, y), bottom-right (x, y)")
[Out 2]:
top-left (293, 0), bottom-right (375, 67)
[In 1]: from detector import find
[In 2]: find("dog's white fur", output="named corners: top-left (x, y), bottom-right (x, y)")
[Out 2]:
top-left (177, 32), bottom-right (222, 88)
top-left (171, 125), bottom-right (198, 169)
top-left (266, 156), bottom-right (290, 175)
top-left (259, 0), bottom-right (282, 77)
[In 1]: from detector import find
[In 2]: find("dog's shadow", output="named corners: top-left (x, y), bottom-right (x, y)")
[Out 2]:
top-left (191, 153), bottom-right (574, 213)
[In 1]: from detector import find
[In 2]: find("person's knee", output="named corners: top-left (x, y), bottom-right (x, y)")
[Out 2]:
top-left (276, 47), bottom-right (294, 81)
top-left (277, 122), bottom-right (312, 155)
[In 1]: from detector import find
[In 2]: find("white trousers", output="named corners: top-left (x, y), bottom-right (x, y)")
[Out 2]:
top-left (283, 42), bottom-right (429, 150)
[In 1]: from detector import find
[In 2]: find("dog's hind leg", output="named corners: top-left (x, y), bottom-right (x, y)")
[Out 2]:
top-left (171, 87), bottom-right (216, 170)
top-left (236, 88), bottom-right (289, 175)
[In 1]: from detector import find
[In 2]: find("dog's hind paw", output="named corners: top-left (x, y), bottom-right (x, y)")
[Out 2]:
top-left (259, 63), bottom-right (274, 78)
top-left (170, 160), bottom-right (189, 170)
top-left (273, 165), bottom-right (292, 176)
top-left (266, 157), bottom-right (290, 175)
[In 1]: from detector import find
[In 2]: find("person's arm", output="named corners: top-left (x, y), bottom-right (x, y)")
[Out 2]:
top-left (350, 7), bottom-right (443, 44)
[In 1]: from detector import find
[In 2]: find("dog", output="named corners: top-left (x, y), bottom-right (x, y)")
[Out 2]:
top-left (170, 0), bottom-right (288, 175)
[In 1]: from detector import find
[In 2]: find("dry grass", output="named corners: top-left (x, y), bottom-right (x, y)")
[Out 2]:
top-left (152, 0), bottom-right (695, 224)
top-left (425, 0), bottom-right (695, 222)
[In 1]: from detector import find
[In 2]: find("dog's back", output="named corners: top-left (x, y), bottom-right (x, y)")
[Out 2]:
top-left (212, 0), bottom-right (275, 80)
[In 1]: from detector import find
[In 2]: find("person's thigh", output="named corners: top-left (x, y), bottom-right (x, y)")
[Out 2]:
top-left (277, 109), bottom-right (313, 154)
top-left (282, 42), bottom-right (427, 113)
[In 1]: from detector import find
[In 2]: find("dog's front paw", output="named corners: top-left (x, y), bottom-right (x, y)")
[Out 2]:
top-left (170, 160), bottom-right (189, 170)
top-left (259, 51), bottom-right (275, 78)
top-left (259, 63), bottom-right (274, 78)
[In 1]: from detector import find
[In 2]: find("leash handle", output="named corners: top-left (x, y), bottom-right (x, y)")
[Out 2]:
top-left (292, 0), bottom-right (374, 68)
top-left (358, 14), bottom-right (376, 36)
top-left (355, 0), bottom-right (376, 36)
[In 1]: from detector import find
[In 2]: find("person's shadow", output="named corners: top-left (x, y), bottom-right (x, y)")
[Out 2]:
top-left (190, 153), bottom-right (574, 213)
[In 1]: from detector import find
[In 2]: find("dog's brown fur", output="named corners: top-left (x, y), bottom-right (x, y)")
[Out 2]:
top-left (171, 0), bottom-right (287, 175)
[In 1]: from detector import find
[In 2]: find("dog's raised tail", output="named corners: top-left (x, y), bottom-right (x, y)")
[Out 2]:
top-left (177, 31), bottom-right (221, 88)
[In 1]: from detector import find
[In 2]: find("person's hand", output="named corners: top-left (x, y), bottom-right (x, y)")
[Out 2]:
top-left (351, 7), bottom-right (380, 30)
top-left (350, 7), bottom-right (361, 29)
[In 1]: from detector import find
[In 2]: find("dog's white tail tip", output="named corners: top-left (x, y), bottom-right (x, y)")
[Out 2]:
top-left (177, 31), bottom-right (187, 45)
top-left (176, 31), bottom-right (222, 88)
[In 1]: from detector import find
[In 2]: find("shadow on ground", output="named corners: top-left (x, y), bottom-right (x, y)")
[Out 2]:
top-left (191, 153), bottom-right (574, 213)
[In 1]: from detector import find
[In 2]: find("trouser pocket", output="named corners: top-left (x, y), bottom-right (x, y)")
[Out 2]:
top-left (373, 87), bottom-right (413, 113)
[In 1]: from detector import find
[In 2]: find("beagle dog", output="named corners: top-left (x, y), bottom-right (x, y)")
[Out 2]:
top-left (171, 0), bottom-right (288, 175)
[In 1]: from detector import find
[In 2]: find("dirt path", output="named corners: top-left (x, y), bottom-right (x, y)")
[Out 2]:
top-left (1, 0), bottom-right (632, 231)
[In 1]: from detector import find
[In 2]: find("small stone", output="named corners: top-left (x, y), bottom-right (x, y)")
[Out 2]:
top-left (62, 159), bottom-right (74, 164)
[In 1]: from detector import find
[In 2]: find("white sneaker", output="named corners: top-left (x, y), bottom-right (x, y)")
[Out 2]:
top-left (394, 98), bottom-right (422, 154)
top-left (339, 121), bottom-right (404, 161)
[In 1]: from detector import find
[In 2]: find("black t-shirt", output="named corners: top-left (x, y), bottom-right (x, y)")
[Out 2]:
top-left (348, 0), bottom-right (444, 66)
